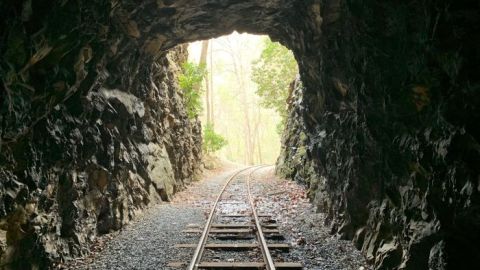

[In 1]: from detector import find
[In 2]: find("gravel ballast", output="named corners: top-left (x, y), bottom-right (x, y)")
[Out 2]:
top-left (251, 167), bottom-right (369, 270)
top-left (66, 165), bottom-right (369, 270)
top-left (65, 168), bottom-right (236, 270)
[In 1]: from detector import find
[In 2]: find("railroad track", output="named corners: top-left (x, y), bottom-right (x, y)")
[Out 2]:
top-left (169, 166), bottom-right (303, 269)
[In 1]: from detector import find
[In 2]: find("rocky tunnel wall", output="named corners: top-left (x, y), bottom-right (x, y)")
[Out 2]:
top-left (277, 0), bottom-right (480, 269)
top-left (1, 0), bottom-right (479, 269)
top-left (0, 1), bottom-right (207, 268)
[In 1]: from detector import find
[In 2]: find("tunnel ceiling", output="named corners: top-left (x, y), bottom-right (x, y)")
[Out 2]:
top-left (114, 0), bottom-right (326, 91)
top-left (134, 0), bottom-right (302, 52)
top-left (1, 0), bottom-right (328, 145)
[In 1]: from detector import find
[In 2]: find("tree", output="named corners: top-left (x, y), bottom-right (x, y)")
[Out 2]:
top-left (199, 40), bottom-right (213, 125)
top-left (200, 34), bottom-right (285, 165)
top-left (209, 41), bottom-right (214, 126)
top-left (224, 37), bottom-right (255, 164)
top-left (203, 122), bottom-right (227, 154)
top-left (178, 62), bottom-right (206, 119)
top-left (252, 39), bottom-right (298, 132)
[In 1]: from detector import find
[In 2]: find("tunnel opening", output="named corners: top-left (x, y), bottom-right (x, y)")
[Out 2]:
top-left (184, 33), bottom-right (299, 166)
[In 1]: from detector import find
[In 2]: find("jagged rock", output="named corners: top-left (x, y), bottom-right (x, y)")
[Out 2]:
top-left (0, 30), bottom-right (201, 268)
top-left (139, 143), bottom-right (176, 201)
top-left (277, 1), bottom-right (480, 270)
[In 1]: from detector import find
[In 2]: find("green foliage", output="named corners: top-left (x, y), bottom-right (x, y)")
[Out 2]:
top-left (179, 62), bottom-right (207, 119)
top-left (252, 38), bottom-right (298, 131)
top-left (202, 123), bottom-right (228, 154)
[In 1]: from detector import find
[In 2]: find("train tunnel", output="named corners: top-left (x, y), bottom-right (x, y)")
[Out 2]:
top-left (1, 0), bottom-right (479, 269)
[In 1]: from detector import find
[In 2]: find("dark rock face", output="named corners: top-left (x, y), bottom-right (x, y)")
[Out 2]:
top-left (0, 1), bottom-right (202, 267)
top-left (0, 1), bottom-right (304, 266)
top-left (1, 0), bottom-right (479, 269)
top-left (278, 1), bottom-right (480, 269)
top-left (0, 43), bottom-right (202, 267)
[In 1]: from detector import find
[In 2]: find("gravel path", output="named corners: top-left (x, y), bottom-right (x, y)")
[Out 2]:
top-left (65, 167), bottom-right (238, 270)
top-left (80, 206), bottom-right (203, 269)
top-left (251, 167), bottom-right (369, 270)
top-left (66, 165), bottom-right (369, 270)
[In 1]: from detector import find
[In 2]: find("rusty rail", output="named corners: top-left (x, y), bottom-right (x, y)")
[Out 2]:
top-left (182, 165), bottom-right (302, 270)
top-left (187, 166), bottom-right (260, 270)
top-left (247, 167), bottom-right (276, 270)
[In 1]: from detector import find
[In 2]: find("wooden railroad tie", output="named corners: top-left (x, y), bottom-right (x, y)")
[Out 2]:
top-left (175, 243), bottom-right (290, 251)
top-left (182, 228), bottom-right (253, 234)
top-left (186, 223), bottom-right (278, 229)
top-left (219, 214), bottom-right (272, 218)
top-left (182, 228), bottom-right (280, 234)
top-left (172, 167), bottom-right (303, 270)
top-left (167, 261), bottom-right (303, 269)
top-left (212, 234), bottom-right (255, 240)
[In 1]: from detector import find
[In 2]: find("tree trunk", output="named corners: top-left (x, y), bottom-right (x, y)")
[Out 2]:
top-left (209, 41), bottom-right (214, 127)
top-left (223, 38), bottom-right (254, 165)
top-left (254, 108), bottom-right (263, 164)
top-left (199, 40), bottom-right (211, 124)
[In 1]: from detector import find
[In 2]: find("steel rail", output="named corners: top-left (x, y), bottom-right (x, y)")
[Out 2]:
top-left (247, 165), bottom-right (276, 270)
top-left (187, 166), bottom-right (260, 270)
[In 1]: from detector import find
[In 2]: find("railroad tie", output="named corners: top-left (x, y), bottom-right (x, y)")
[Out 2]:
top-left (175, 243), bottom-right (290, 251)
top-left (169, 166), bottom-right (303, 270)
top-left (168, 262), bottom-right (303, 269)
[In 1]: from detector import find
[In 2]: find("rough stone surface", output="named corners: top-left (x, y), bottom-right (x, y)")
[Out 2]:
top-left (277, 1), bottom-right (480, 270)
top-left (0, 4), bottom-right (202, 266)
top-left (1, 0), bottom-right (479, 269)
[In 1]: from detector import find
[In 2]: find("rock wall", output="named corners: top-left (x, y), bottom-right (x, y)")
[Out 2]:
top-left (278, 0), bottom-right (480, 269)
top-left (0, 0), bottom-right (305, 267)
top-left (0, 2), bottom-right (201, 268)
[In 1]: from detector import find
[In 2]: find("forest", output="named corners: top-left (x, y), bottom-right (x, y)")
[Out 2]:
top-left (185, 33), bottom-right (298, 165)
